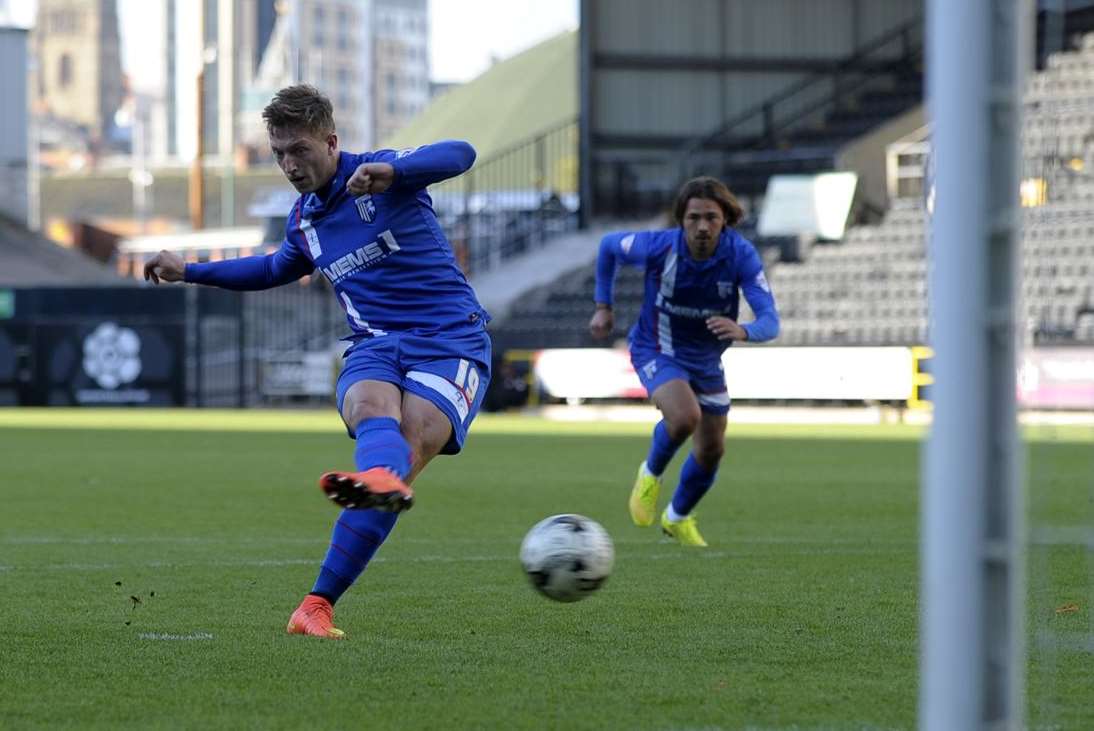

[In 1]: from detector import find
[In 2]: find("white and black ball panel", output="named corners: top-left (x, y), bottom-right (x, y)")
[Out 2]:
top-left (520, 514), bottom-right (614, 603)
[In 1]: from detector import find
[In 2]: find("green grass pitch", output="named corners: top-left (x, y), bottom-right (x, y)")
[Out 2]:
top-left (1, 410), bottom-right (1090, 730)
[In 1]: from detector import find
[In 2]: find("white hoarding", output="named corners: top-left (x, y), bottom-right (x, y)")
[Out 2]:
top-left (535, 347), bottom-right (915, 402)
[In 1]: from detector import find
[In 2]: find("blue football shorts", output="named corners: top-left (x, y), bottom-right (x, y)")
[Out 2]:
top-left (629, 347), bottom-right (730, 415)
top-left (336, 329), bottom-right (492, 454)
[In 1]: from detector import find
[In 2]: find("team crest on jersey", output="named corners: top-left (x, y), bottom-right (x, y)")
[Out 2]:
top-left (355, 194), bottom-right (376, 223)
top-left (716, 281), bottom-right (735, 298)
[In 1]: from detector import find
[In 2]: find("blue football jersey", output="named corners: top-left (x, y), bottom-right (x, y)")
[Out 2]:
top-left (186, 142), bottom-right (487, 338)
top-left (594, 227), bottom-right (779, 363)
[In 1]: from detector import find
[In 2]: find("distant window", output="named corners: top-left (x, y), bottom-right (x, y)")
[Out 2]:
top-left (58, 54), bottom-right (73, 88)
top-left (51, 10), bottom-right (79, 33)
top-left (313, 6), bottom-right (325, 45)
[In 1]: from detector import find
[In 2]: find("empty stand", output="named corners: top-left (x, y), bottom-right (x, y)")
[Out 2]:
top-left (490, 32), bottom-right (1094, 351)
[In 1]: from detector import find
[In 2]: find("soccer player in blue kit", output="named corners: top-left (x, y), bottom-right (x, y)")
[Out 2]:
top-left (144, 85), bottom-right (490, 638)
top-left (589, 176), bottom-right (780, 547)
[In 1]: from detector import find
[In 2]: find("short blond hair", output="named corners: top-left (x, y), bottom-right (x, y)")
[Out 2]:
top-left (262, 84), bottom-right (336, 135)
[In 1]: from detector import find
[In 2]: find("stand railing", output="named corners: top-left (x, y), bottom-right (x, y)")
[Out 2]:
top-left (429, 118), bottom-right (579, 277)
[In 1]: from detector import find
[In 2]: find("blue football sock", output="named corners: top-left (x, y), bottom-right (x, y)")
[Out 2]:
top-left (310, 509), bottom-right (398, 603)
top-left (353, 416), bottom-right (411, 480)
top-left (645, 420), bottom-right (686, 476)
top-left (311, 417), bottom-right (411, 604)
top-left (669, 453), bottom-right (718, 517)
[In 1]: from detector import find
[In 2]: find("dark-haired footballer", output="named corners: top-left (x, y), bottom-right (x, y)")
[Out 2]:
top-left (589, 176), bottom-right (780, 546)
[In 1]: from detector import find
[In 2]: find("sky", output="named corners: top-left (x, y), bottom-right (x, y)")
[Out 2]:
top-left (76, 0), bottom-right (577, 91)
top-left (428, 0), bottom-right (578, 83)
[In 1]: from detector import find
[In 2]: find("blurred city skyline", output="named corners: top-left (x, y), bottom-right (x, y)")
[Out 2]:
top-left (7, 0), bottom-right (578, 88)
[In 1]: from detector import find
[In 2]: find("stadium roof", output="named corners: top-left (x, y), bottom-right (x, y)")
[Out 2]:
top-left (0, 214), bottom-right (129, 286)
top-left (381, 31), bottom-right (576, 161)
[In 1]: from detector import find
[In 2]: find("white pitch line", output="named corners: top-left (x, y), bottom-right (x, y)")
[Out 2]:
top-left (0, 536), bottom-right (324, 546)
top-left (0, 534), bottom-right (917, 547)
top-left (138, 632), bottom-right (215, 641)
top-left (0, 545), bottom-right (918, 573)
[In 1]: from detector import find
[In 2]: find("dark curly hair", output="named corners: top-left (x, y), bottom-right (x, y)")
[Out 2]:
top-left (672, 176), bottom-right (744, 228)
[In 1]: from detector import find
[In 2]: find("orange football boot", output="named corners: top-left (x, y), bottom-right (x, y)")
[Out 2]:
top-left (286, 595), bottom-right (345, 639)
top-left (319, 467), bottom-right (415, 512)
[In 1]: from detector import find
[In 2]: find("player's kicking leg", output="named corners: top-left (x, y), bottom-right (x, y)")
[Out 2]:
top-left (288, 377), bottom-right (413, 639)
top-left (292, 360), bottom-right (485, 638)
top-left (288, 333), bottom-right (491, 639)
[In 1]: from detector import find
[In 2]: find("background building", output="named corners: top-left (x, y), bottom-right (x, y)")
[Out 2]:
top-left (287, 0), bottom-right (374, 151)
top-left (0, 22), bottom-right (30, 225)
top-left (29, 0), bottom-right (430, 174)
top-left (371, 0), bottom-right (429, 145)
top-left (32, 0), bottom-right (124, 157)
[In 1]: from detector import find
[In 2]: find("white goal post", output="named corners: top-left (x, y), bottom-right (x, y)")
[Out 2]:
top-left (921, 1), bottom-right (1030, 729)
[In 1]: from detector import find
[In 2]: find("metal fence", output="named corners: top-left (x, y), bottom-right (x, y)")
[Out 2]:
top-left (191, 281), bottom-right (346, 408)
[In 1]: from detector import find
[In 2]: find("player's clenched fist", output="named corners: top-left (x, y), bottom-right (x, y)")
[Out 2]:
top-left (347, 162), bottom-right (395, 196)
top-left (143, 249), bottom-right (186, 285)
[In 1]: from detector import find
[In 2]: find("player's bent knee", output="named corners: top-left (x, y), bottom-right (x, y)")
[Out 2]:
top-left (341, 381), bottom-right (402, 431)
top-left (665, 410), bottom-right (701, 440)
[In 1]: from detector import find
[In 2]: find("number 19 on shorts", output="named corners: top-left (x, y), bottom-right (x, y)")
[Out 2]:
top-left (455, 359), bottom-right (480, 405)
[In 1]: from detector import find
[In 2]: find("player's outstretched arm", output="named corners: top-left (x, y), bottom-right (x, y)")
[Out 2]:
top-left (186, 249), bottom-right (314, 291)
top-left (145, 246), bottom-right (313, 292)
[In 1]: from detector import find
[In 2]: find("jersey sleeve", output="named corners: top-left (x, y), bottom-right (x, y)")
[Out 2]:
top-left (593, 231), bottom-right (652, 306)
top-left (367, 140), bottom-right (476, 192)
top-left (736, 241), bottom-right (780, 343)
top-left (184, 205), bottom-right (315, 290)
